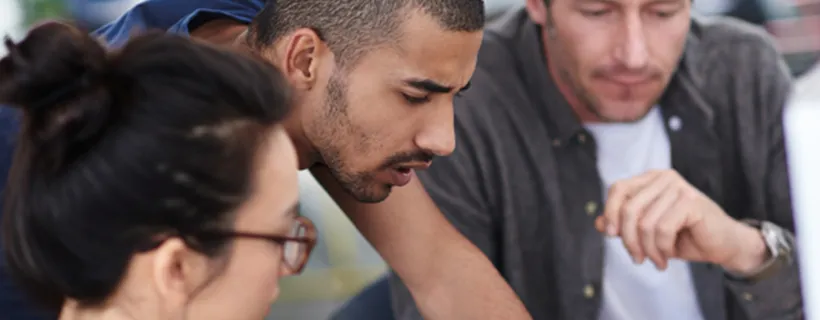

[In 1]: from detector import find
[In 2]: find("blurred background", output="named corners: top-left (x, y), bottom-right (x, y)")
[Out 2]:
top-left (0, 0), bottom-right (818, 319)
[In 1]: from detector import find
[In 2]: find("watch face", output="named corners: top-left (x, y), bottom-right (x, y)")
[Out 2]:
top-left (763, 221), bottom-right (794, 258)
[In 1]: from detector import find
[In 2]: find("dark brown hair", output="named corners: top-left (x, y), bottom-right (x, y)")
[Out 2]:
top-left (248, 0), bottom-right (486, 69)
top-left (0, 22), bottom-right (291, 310)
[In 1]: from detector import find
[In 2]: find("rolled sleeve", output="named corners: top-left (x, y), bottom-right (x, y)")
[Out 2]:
top-left (721, 37), bottom-right (803, 319)
top-left (724, 253), bottom-right (803, 319)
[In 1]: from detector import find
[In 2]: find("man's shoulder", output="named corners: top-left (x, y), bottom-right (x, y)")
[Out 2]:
top-left (479, 7), bottom-right (530, 75)
top-left (688, 15), bottom-right (783, 73)
top-left (681, 16), bottom-right (792, 142)
top-left (451, 7), bottom-right (547, 141)
top-left (684, 15), bottom-right (790, 106)
top-left (458, 7), bottom-right (531, 108)
top-left (693, 14), bottom-right (777, 47)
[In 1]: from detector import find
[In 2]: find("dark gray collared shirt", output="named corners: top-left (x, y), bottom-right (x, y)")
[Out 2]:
top-left (390, 8), bottom-right (802, 320)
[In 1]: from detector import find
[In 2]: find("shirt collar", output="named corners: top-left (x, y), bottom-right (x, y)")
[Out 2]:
top-left (512, 16), bottom-right (586, 145)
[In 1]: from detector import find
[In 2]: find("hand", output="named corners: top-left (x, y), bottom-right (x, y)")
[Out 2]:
top-left (595, 170), bottom-right (769, 273)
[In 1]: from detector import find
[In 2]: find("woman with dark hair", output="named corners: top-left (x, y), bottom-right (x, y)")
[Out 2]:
top-left (0, 21), bottom-right (316, 320)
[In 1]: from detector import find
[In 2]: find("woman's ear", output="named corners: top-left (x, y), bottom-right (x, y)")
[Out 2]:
top-left (151, 238), bottom-right (211, 311)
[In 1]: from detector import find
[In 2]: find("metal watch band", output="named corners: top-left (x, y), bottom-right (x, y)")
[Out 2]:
top-left (725, 220), bottom-right (794, 283)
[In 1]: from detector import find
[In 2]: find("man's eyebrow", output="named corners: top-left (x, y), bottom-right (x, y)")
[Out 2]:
top-left (405, 78), bottom-right (471, 94)
top-left (405, 79), bottom-right (453, 93)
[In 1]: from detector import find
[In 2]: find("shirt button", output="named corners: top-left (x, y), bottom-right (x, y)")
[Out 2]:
top-left (585, 201), bottom-right (598, 216)
top-left (583, 284), bottom-right (596, 298)
top-left (742, 292), bottom-right (754, 301)
top-left (552, 139), bottom-right (561, 147)
top-left (668, 116), bottom-right (683, 131)
top-left (577, 133), bottom-right (587, 144)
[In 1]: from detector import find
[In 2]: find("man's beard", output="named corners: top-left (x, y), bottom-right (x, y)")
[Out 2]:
top-left (316, 72), bottom-right (390, 203)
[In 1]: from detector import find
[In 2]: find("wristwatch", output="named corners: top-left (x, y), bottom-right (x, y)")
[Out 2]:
top-left (726, 220), bottom-right (796, 283)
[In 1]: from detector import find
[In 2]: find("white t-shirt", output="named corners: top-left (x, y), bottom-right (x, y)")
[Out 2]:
top-left (585, 107), bottom-right (705, 320)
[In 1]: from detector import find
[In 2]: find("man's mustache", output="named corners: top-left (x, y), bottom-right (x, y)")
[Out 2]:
top-left (381, 151), bottom-right (435, 168)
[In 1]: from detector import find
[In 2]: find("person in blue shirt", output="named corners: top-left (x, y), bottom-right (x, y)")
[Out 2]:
top-left (2, 0), bottom-right (533, 319)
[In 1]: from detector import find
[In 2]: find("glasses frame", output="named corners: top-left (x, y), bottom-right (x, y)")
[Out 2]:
top-left (193, 216), bottom-right (318, 274)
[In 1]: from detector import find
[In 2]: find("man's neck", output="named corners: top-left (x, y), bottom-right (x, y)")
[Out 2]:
top-left (282, 116), bottom-right (321, 170)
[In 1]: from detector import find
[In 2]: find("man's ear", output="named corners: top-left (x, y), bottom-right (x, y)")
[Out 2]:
top-left (526, 0), bottom-right (549, 25)
top-left (151, 238), bottom-right (211, 309)
top-left (278, 28), bottom-right (331, 91)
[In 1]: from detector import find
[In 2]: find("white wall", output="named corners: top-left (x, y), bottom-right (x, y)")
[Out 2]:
top-left (0, 0), bottom-right (23, 56)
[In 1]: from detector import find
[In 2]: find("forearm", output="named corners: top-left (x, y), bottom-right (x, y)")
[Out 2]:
top-left (408, 237), bottom-right (530, 320)
top-left (312, 168), bottom-right (529, 319)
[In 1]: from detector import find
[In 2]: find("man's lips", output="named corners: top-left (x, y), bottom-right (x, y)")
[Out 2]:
top-left (601, 74), bottom-right (654, 86)
top-left (393, 161), bottom-right (432, 172)
top-left (387, 162), bottom-right (431, 187)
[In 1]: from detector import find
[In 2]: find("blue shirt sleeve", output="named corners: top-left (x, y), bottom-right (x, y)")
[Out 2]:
top-left (93, 0), bottom-right (266, 46)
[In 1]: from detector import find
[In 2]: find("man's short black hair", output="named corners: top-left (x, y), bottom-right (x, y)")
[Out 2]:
top-left (248, 0), bottom-right (485, 69)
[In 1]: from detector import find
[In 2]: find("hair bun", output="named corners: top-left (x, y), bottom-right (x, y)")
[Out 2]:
top-left (0, 21), bottom-right (108, 112)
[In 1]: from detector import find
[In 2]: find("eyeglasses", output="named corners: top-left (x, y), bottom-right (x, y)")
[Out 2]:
top-left (135, 217), bottom-right (317, 274)
top-left (195, 216), bottom-right (318, 274)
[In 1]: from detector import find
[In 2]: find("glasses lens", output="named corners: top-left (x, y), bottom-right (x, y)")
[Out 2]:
top-left (283, 241), bottom-right (303, 267)
top-left (283, 221), bottom-right (308, 269)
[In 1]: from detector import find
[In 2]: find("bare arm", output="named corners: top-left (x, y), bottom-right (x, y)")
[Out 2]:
top-left (311, 167), bottom-right (530, 320)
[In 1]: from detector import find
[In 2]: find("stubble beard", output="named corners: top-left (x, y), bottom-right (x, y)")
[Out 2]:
top-left (315, 72), bottom-right (389, 203)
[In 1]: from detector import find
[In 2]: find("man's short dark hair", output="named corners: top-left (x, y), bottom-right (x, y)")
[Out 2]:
top-left (248, 0), bottom-right (485, 69)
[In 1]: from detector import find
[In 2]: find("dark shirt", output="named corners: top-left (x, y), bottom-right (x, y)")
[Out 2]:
top-left (390, 8), bottom-right (801, 320)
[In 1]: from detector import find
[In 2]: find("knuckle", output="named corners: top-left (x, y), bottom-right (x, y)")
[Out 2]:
top-left (638, 220), bottom-right (654, 234)
top-left (681, 188), bottom-right (699, 201)
top-left (657, 223), bottom-right (677, 237)
top-left (609, 183), bottom-right (625, 195)
top-left (658, 243), bottom-right (674, 257)
top-left (623, 202), bottom-right (641, 217)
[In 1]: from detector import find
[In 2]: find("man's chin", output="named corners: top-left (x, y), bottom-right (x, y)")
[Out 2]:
top-left (342, 182), bottom-right (392, 204)
top-left (594, 102), bottom-right (657, 123)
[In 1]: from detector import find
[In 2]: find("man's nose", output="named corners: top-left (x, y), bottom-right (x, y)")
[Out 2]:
top-left (614, 15), bottom-right (650, 70)
top-left (414, 107), bottom-right (456, 157)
